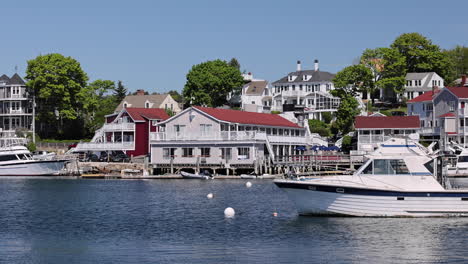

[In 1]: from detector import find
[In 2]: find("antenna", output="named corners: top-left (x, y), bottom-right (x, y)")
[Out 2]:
top-left (14, 65), bottom-right (18, 73)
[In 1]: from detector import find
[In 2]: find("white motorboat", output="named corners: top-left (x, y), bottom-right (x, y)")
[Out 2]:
top-left (181, 171), bottom-right (213, 180)
top-left (275, 138), bottom-right (468, 217)
top-left (0, 146), bottom-right (68, 176)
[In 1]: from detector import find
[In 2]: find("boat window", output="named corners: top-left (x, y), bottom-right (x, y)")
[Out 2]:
top-left (365, 159), bottom-right (410, 175)
top-left (459, 156), bottom-right (468, 163)
top-left (0, 155), bottom-right (19, 162)
top-left (361, 161), bottom-right (373, 174)
top-left (424, 160), bottom-right (434, 174)
top-left (20, 154), bottom-right (29, 160)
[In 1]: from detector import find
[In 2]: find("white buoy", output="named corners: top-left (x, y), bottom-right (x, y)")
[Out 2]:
top-left (246, 181), bottom-right (252, 188)
top-left (273, 212), bottom-right (278, 217)
top-left (207, 193), bottom-right (213, 199)
top-left (224, 207), bottom-right (235, 218)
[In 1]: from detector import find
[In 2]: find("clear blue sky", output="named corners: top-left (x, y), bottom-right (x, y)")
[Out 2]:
top-left (1, 0), bottom-right (467, 93)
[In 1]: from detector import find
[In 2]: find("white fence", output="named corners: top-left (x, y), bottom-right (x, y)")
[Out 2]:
top-left (75, 142), bottom-right (135, 151)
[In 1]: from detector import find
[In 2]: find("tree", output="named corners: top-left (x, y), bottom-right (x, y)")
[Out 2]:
top-left (308, 119), bottom-right (331, 137)
top-left (333, 95), bottom-right (360, 135)
top-left (168, 90), bottom-right (183, 103)
top-left (361, 47), bottom-right (406, 99)
top-left (82, 80), bottom-right (117, 136)
top-left (114, 80), bottom-right (127, 103)
top-left (390, 33), bottom-right (451, 80)
top-left (228, 58), bottom-right (241, 70)
top-left (332, 64), bottom-right (374, 98)
top-left (183, 59), bottom-right (244, 107)
top-left (25, 53), bottom-right (89, 138)
top-left (444, 45), bottom-right (468, 84)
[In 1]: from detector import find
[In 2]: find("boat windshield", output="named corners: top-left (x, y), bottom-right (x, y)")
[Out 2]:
top-left (458, 156), bottom-right (468, 163)
top-left (361, 159), bottom-right (410, 175)
top-left (0, 154), bottom-right (19, 162)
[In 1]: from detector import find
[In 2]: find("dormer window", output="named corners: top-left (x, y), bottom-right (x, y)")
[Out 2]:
top-left (145, 102), bottom-right (150, 108)
top-left (302, 75), bottom-right (308, 81)
top-left (288, 75), bottom-right (293, 81)
top-left (123, 103), bottom-right (128, 108)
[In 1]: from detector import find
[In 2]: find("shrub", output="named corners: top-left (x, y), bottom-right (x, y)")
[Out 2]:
top-left (271, 111), bottom-right (281, 114)
top-left (322, 112), bottom-right (333, 124)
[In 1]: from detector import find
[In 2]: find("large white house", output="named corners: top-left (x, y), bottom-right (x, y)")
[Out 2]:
top-left (271, 60), bottom-right (340, 120)
top-left (404, 72), bottom-right (444, 100)
top-left (149, 106), bottom-right (326, 174)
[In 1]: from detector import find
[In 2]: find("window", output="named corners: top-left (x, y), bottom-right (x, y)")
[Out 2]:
top-left (461, 119), bottom-right (465, 127)
top-left (12, 86), bottom-right (20, 95)
top-left (145, 102), bottom-right (150, 108)
top-left (237, 147), bottom-right (250, 160)
top-left (459, 156), bottom-right (468, 163)
top-left (200, 124), bottom-right (212, 136)
top-left (365, 159), bottom-right (410, 175)
top-left (0, 155), bottom-right (18, 162)
top-left (182, 148), bottom-right (193, 157)
top-left (221, 148), bottom-right (232, 160)
top-left (200, 147), bottom-right (210, 157)
top-left (449, 102), bottom-right (455, 112)
top-left (174, 125), bottom-right (185, 134)
top-left (163, 148), bottom-right (176, 159)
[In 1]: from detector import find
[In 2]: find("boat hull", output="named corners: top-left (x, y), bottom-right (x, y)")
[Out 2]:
top-left (0, 160), bottom-right (68, 176)
top-left (181, 172), bottom-right (212, 180)
top-left (275, 181), bottom-right (468, 217)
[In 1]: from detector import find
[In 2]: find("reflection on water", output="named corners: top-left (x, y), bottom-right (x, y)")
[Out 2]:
top-left (0, 179), bottom-right (467, 263)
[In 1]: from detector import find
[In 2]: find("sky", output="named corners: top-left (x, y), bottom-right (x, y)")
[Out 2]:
top-left (1, 0), bottom-right (467, 93)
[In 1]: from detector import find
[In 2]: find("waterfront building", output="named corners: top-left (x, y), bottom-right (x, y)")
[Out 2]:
top-left (76, 107), bottom-right (169, 156)
top-left (433, 86), bottom-right (468, 147)
top-left (115, 90), bottom-right (181, 113)
top-left (0, 74), bottom-right (32, 143)
top-left (404, 72), bottom-right (444, 100)
top-left (407, 89), bottom-right (441, 138)
top-left (354, 115), bottom-right (420, 153)
top-left (271, 60), bottom-right (340, 120)
top-left (149, 106), bottom-right (326, 174)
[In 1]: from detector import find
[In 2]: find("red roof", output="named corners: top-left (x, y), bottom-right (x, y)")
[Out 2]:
top-left (194, 106), bottom-right (300, 128)
top-left (447, 87), bottom-right (468, 98)
top-left (438, 112), bottom-right (455, 118)
top-left (125, 108), bottom-right (170, 121)
top-left (355, 116), bottom-right (420, 129)
top-left (407, 90), bottom-right (440, 103)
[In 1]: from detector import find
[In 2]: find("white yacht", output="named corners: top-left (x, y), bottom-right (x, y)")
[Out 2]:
top-left (275, 138), bottom-right (468, 217)
top-left (0, 145), bottom-right (68, 176)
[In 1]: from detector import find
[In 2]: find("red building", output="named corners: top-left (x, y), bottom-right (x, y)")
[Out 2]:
top-left (76, 108), bottom-right (169, 156)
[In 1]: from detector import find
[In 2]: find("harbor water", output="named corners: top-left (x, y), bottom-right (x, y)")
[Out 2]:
top-left (1, 178), bottom-right (468, 263)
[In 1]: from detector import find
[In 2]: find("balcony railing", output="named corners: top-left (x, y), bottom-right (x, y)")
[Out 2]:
top-left (358, 135), bottom-right (392, 144)
top-left (150, 131), bottom-right (310, 144)
top-left (102, 122), bottom-right (135, 131)
top-left (75, 141), bottom-right (135, 151)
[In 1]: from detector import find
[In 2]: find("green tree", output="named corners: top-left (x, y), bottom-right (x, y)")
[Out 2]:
top-left (390, 33), bottom-right (451, 80)
top-left (168, 90), bottom-right (183, 103)
top-left (183, 59), bottom-right (244, 107)
top-left (25, 53), bottom-right (89, 139)
top-left (361, 47), bottom-right (407, 98)
top-left (332, 64), bottom-right (374, 98)
top-left (228, 58), bottom-right (241, 70)
top-left (82, 80), bottom-right (117, 136)
top-left (444, 45), bottom-right (468, 84)
top-left (114, 80), bottom-right (127, 103)
top-left (333, 95), bottom-right (360, 135)
top-left (308, 119), bottom-right (331, 137)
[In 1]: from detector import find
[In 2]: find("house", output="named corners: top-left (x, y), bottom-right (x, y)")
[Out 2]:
top-left (407, 88), bottom-right (441, 137)
top-left (432, 86), bottom-right (468, 147)
top-left (76, 107), bottom-right (169, 156)
top-left (404, 72), bottom-right (444, 100)
top-left (271, 60), bottom-right (340, 120)
top-left (149, 106), bottom-right (326, 175)
top-left (0, 73), bottom-right (32, 144)
top-left (355, 116), bottom-right (420, 152)
top-left (240, 80), bottom-right (272, 113)
top-left (116, 90), bottom-right (181, 113)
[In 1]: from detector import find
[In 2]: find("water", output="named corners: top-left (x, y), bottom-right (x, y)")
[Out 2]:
top-left (1, 179), bottom-right (468, 263)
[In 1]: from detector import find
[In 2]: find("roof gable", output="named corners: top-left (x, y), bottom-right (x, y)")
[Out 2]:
top-left (7, 73), bottom-right (25, 85)
top-left (116, 94), bottom-right (170, 111)
top-left (123, 108), bottom-right (170, 122)
top-left (355, 116), bottom-right (420, 129)
top-left (407, 89), bottom-right (440, 103)
top-left (244, 80), bottom-right (268, 95)
top-left (194, 106), bottom-right (301, 128)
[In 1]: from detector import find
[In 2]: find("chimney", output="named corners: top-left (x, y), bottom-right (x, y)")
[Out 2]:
top-left (314, 59), bottom-right (319, 72)
top-left (136, 89), bottom-right (145, 96)
top-left (297, 60), bottom-right (301, 71)
top-left (462, 75), bottom-right (467, 87)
